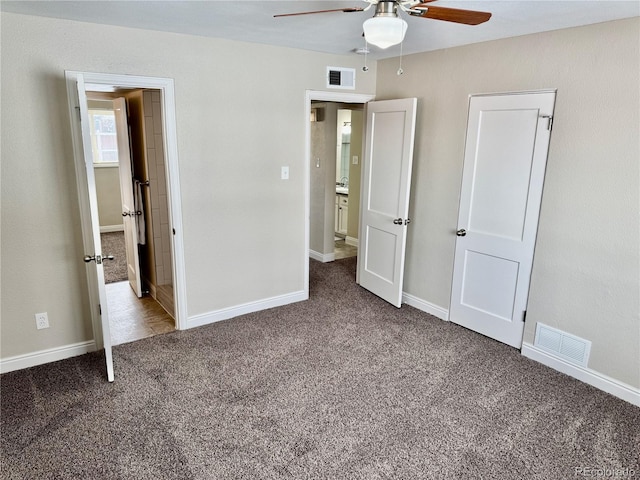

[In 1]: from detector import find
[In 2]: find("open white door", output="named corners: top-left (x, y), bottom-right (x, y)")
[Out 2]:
top-left (358, 98), bottom-right (417, 307)
top-left (75, 75), bottom-right (115, 382)
top-left (450, 91), bottom-right (556, 348)
top-left (113, 98), bottom-right (142, 298)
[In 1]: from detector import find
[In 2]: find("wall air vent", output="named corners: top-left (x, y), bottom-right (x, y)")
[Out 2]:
top-left (327, 67), bottom-right (355, 90)
top-left (534, 323), bottom-right (591, 367)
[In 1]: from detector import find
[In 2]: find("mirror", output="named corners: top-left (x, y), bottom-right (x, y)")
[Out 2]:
top-left (336, 109), bottom-right (351, 188)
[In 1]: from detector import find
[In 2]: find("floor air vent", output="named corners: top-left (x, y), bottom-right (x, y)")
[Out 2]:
top-left (534, 323), bottom-right (591, 367)
top-left (327, 67), bottom-right (355, 89)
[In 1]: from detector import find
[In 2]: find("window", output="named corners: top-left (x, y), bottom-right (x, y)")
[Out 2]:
top-left (89, 109), bottom-right (118, 165)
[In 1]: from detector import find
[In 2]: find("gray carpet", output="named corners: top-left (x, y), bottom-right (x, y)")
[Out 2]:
top-left (1, 257), bottom-right (638, 479)
top-left (100, 231), bottom-right (128, 283)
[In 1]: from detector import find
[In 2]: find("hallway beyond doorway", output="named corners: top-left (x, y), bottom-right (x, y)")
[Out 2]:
top-left (334, 238), bottom-right (357, 260)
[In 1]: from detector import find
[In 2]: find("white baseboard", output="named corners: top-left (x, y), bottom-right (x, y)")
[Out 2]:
top-left (521, 343), bottom-right (640, 407)
top-left (309, 249), bottom-right (335, 263)
top-left (0, 340), bottom-right (96, 374)
top-left (100, 224), bottom-right (124, 233)
top-left (345, 236), bottom-right (359, 247)
top-left (187, 290), bottom-right (308, 329)
top-left (402, 292), bottom-right (449, 321)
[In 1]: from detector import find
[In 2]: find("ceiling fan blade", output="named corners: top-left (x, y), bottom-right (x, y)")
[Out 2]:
top-left (274, 7), bottom-right (364, 18)
top-left (414, 5), bottom-right (491, 25)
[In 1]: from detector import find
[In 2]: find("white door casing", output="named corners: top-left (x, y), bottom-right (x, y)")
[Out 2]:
top-left (113, 97), bottom-right (142, 298)
top-left (73, 74), bottom-right (115, 382)
top-left (450, 91), bottom-right (556, 348)
top-left (358, 98), bottom-right (417, 308)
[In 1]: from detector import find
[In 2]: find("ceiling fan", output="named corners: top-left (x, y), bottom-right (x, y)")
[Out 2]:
top-left (275, 1), bottom-right (492, 49)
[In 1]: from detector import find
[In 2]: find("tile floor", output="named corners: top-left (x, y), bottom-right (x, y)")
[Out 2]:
top-left (335, 239), bottom-right (358, 260)
top-left (106, 281), bottom-right (175, 346)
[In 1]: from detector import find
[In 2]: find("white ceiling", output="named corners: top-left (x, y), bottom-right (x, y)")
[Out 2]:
top-left (2, 1), bottom-right (638, 59)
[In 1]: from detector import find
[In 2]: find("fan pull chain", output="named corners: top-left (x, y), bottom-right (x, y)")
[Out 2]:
top-left (397, 38), bottom-right (404, 75)
top-left (362, 40), bottom-right (369, 72)
top-left (397, 20), bottom-right (407, 75)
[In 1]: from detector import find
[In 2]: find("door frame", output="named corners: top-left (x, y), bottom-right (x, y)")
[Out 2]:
top-left (304, 90), bottom-right (375, 296)
top-left (66, 71), bottom-right (187, 350)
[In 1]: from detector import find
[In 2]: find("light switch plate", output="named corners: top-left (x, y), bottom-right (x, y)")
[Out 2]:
top-left (281, 166), bottom-right (289, 180)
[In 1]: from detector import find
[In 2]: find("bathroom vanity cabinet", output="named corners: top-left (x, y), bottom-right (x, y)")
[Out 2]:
top-left (335, 194), bottom-right (348, 236)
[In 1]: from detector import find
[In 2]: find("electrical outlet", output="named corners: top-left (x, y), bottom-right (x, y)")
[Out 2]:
top-left (35, 312), bottom-right (49, 330)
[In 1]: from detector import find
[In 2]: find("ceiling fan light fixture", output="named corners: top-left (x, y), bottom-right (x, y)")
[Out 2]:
top-left (363, 15), bottom-right (407, 49)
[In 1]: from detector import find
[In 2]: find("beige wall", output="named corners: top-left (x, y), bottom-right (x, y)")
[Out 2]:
top-left (0, 13), bottom-right (376, 359)
top-left (376, 18), bottom-right (640, 388)
top-left (310, 103), bottom-right (339, 256)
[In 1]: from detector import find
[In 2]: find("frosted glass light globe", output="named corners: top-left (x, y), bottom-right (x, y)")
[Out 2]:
top-left (363, 16), bottom-right (408, 49)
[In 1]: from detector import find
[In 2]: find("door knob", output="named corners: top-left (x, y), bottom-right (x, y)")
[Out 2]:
top-left (404, 218), bottom-right (411, 225)
top-left (456, 229), bottom-right (467, 237)
top-left (83, 254), bottom-right (114, 264)
top-left (393, 218), bottom-right (403, 225)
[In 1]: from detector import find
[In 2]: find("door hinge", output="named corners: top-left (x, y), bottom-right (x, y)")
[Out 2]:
top-left (75, 106), bottom-right (81, 121)
top-left (540, 115), bottom-right (553, 131)
top-left (99, 303), bottom-right (102, 315)
top-left (522, 310), bottom-right (527, 322)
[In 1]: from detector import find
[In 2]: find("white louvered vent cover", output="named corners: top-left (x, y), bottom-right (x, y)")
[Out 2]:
top-left (327, 67), bottom-right (355, 90)
top-left (534, 323), bottom-right (591, 367)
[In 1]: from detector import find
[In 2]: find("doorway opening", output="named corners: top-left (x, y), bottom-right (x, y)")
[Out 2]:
top-left (304, 90), bottom-right (375, 298)
top-left (86, 89), bottom-right (175, 345)
top-left (309, 101), bottom-right (365, 263)
top-left (67, 71), bottom-right (185, 380)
